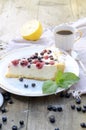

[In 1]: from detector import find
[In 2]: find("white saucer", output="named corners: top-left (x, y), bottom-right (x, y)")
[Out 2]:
top-left (0, 93), bottom-right (4, 107)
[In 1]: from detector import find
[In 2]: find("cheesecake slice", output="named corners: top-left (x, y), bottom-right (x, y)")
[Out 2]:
top-left (5, 48), bottom-right (65, 80)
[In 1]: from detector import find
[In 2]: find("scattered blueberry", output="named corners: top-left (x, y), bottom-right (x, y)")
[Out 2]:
top-left (12, 125), bottom-right (18, 130)
top-left (76, 106), bottom-right (81, 112)
top-left (82, 107), bottom-right (86, 113)
top-left (47, 105), bottom-right (53, 111)
top-left (24, 84), bottom-right (28, 88)
top-left (83, 105), bottom-right (86, 109)
top-left (59, 92), bottom-right (64, 97)
top-left (57, 107), bottom-right (63, 112)
top-left (65, 93), bottom-right (71, 98)
top-left (54, 128), bottom-right (59, 130)
top-left (19, 120), bottom-right (24, 126)
top-left (75, 98), bottom-right (81, 104)
top-left (19, 77), bottom-right (23, 82)
top-left (0, 123), bottom-right (2, 129)
top-left (8, 99), bottom-right (14, 104)
top-left (1, 107), bottom-right (7, 113)
top-left (71, 105), bottom-right (75, 110)
top-left (52, 106), bottom-right (57, 112)
top-left (2, 116), bottom-right (7, 122)
top-left (49, 115), bottom-right (55, 123)
top-left (31, 83), bottom-right (36, 87)
top-left (80, 122), bottom-right (86, 128)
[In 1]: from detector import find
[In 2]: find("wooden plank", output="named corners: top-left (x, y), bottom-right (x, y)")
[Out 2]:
top-left (0, 95), bottom-right (28, 130)
top-left (27, 94), bottom-right (86, 130)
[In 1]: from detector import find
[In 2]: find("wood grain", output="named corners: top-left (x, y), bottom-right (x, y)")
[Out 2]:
top-left (0, 0), bottom-right (86, 130)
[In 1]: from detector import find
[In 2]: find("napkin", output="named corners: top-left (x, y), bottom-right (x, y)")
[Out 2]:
top-left (1, 17), bottom-right (86, 98)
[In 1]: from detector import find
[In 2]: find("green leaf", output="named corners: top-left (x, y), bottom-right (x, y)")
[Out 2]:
top-left (55, 70), bottom-right (63, 84)
top-left (57, 72), bottom-right (80, 88)
top-left (42, 80), bottom-right (58, 94)
top-left (42, 71), bottom-right (80, 94)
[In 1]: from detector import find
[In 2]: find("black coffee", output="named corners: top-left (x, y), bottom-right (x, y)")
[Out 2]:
top-left (56, 30), bottom-right (73, 35)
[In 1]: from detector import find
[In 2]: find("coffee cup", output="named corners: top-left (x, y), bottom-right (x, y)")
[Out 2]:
top-left (54, 24), bottom-right (82, 51)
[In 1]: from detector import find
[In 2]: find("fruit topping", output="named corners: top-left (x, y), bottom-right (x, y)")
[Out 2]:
top-left (36, 62), bottom-right (44, 69)
top-left (11, 60), bottom-right (19, 66)
top-left (20, 60), bottom-right (28, 66)
top-left (44, 55), bottom-right (49, 60)
top-left (49, 61), bottom-right (55, 65)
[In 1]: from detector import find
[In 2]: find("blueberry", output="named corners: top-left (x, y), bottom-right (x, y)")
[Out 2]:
top-left (31, 83), bottom-right (36, 87)
top-left (2, 116), bottom-right (7, 122)
top-left (57, 107), bottom-right (63, 112)
top-left (52, 106), bottom-right (57, 112)
top-left (47, 105), bottom-right (53, 111)
top-left (65, 93), bottom-right (71, 98)
top-left (12, 125), bottom-right (18, 130)
top-left (82, 107), bottom-right (86, 113)
top-left (75, 98), bottom-right (81, 104)
top-left (1, 107), bottom-right (7, 113)
top-left (24, 84), bottom-right (28, 88)
top-left (71, 105), bottom-right (75, 110)
top-left (19, 77), bottom-right (23, 82)
top-left (59, 92), bottom-right (64, 97)
top-left (54, 128), bottom-right (59, 130)
top-left (27, 65), bottom-right (31, 68)
top-left (80, 122), bottom-right (86, 128)
top-left (83, 105), bottom-right (86, 109)
top-left (76, 106), bottom-right (81, 112)
top-left (0, 123), bottom-right (2, 129)
top-left (8, 99), bottom-right (14, 104)
top-left (49, 115), bottom-right (55, 123)
top-left (19, 120), bottom-right (24, 126)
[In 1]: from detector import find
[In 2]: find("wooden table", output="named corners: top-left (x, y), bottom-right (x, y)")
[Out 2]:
top-left (0, 0), bottom-right (86, 130)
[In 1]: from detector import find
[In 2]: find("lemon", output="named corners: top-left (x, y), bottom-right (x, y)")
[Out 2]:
top-left (21, 20), bottom-right (43, 41)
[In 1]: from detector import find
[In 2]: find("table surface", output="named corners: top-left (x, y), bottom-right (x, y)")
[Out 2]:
top-left (0, 0), bottom-right (86, 130)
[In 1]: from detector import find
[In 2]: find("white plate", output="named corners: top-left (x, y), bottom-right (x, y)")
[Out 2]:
top-left (0, 93), bottom-right (4, 107)
top-left (0, 46), bottom-right (79, 97)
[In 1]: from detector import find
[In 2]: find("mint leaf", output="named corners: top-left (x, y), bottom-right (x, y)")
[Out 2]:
top-left (57, 72), bottom-right (80, 88)
top-left (42, 71), bottom-right (80, 94)
top-left (42, 80), bottom-right (58, 94)
top-left (55, 70), bottom-right (63, 84)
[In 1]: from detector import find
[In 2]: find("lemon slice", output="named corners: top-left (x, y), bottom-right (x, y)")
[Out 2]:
top-left (21, 20), bottom-right (43, 41)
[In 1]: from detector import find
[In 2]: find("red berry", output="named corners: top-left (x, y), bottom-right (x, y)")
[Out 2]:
top-left (44, 55), bottom-right (49, 60)
top-left (33, 59), bottom-right (39, 64)
top-left (11, 60), bottom-right (19, 66)
top-left (49, 61), bottom-right (55, 65)
top-left (43, 49), bottom-right (47, 53)
top-left (20, 60), bottom-right (28, 66)
top-left (36, 62), bottom-right (44, 69)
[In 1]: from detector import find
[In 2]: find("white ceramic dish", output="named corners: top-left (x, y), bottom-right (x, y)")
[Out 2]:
top-left (0, 46), bottom-right (79, 96)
